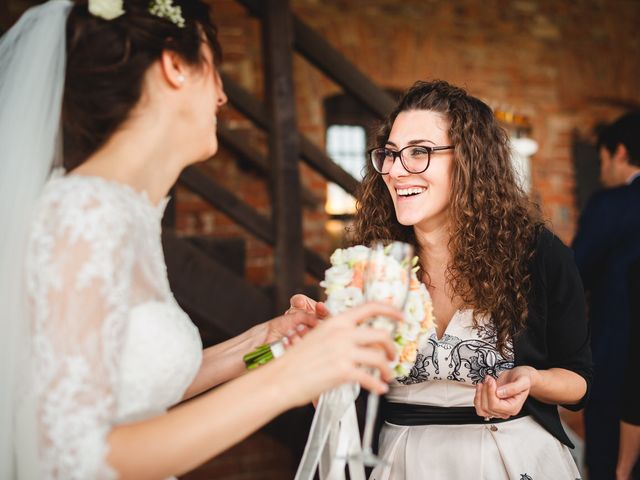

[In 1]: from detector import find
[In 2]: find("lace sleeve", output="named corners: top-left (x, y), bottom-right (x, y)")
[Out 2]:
top-left (27, 191), bottom-right (147, 480)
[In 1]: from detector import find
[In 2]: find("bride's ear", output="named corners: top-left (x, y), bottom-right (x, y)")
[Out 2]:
top-left (159, 50), bottom-right (187, 89)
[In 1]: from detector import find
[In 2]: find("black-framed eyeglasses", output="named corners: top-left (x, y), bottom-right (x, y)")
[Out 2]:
top-left (368, 145), bottom-right (454, 175)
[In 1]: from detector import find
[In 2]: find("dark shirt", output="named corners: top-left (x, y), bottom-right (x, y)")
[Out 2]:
top-left (572, 176), bottom-right (640, 405)
top-left (514, 227), bottom-right (593, 448)
top-left (623, 257), bottom-right (640, 425)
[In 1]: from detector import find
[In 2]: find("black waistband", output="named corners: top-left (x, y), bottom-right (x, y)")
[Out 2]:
top-left (382, 402), bottom-right (528, 426)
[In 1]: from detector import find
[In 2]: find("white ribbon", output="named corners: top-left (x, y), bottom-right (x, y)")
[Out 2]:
top-left (295, 383), bottom-right (365, 480)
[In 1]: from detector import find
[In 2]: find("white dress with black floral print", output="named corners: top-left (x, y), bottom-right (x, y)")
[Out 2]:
top-left (370, 309), bottom-right (581, 480)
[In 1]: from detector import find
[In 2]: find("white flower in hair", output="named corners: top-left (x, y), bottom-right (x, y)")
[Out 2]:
top-left (88, 0), bottom-right (125, 20)
top-left (149, 0), bottom-right (186, 28)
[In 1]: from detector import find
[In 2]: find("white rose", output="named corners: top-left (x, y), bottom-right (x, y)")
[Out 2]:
top-left (369, 316), bottom-right (395, 334)
top-left (89, 0), bottom-right (125, 20)
top-left (404, 291), bottom-right (425, 325)
top-left (345, 245), bottom-right (369, 265)
top-left (397, 320), bottom-right (420, 341)
top-left (329, 248), bottom-right (345, 266)
top-left (325, 287), bottom-right (364, 314)
top-left (366, 280), bottom-right (393, 303)
top-left (320, 264), bottom-right (353, 293)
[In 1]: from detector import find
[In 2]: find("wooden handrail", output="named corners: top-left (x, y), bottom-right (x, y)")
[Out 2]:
top-left (179, 166), bottom-right (329, 279)
top-left (217, 123), bottom-right (318, 207)
top-left (221, 73), bottom-right (359, 195)
top-left (236, 0), bottom-right (397, 119)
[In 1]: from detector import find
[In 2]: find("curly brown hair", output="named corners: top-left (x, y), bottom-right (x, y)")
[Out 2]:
top-left (351, 80), bottom-right (544, 354)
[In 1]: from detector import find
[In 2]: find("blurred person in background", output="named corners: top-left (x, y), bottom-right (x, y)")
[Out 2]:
top-left (572, 111), bottom-right (640, 480)
top-left (617, 256), bottom-right (640, 480)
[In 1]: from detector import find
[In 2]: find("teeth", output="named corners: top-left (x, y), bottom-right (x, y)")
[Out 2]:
top-left (397, 187), bottom-right (426, 196)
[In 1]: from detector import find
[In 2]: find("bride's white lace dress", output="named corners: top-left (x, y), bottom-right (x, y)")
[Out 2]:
top-left (25, 173), bottom-right (203, 479)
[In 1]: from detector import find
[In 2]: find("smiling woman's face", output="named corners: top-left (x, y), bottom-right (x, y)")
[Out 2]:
top-left (382, 109), bottom-right (454, 233)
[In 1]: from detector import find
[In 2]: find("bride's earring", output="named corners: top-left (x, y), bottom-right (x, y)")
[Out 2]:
top-left (177, 74), bottom-right (185, 85)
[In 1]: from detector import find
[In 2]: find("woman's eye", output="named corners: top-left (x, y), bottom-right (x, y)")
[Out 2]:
top-left (410, 147), bottom-right (429, 157)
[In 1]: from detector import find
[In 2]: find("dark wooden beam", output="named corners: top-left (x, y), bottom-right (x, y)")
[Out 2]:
top-left (178, 166), bottom-right (329, 279)
top-left (236, 0), bottom-right (397, 119)
top-left (162, 230), bottom-right (274, 336)
top-left (220, 73), bottom-right (359, 195)
top-left (217, 122), bottom-right (319, 207)
top-left (292, 17), bottom-right (396, 119)
top-left (262, 0), bottom-right (305, 313)
top-left (179, 165), bottom-right (273, 242)
top-left (299, 135), bottom-right (359, 193)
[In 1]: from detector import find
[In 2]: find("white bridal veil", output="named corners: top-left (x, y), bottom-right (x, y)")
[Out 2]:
top-left (0, 1), bottom-right (71, 477)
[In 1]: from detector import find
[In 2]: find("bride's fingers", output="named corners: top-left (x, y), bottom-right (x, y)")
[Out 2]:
top-left (351, 368), bottom-right (390, 395)
top-left (336, 302), bottom-right (403, 327)
top-left (351, 348), bottom-right (393, 382)
top-left (352, 328), bottom-right (397, 359)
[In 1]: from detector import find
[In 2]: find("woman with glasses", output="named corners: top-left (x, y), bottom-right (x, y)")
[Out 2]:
top-left (353, 80), bottom-right (592, 479)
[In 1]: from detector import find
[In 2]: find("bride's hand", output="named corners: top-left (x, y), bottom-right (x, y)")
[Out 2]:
top-left (272, 302), bottom-right (402, 405)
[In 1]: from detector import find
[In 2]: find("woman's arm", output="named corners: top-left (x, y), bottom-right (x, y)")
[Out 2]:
top-left (108, 302), bottom-right (400, 480)
top-left (617, 421), bottom-right (640, 480)
top-left (110, 357), bottom-right (293, 479)
top-left (182, 310), bottom-right (319, 400)
top-left (475, 231), bottom-right (591, 418)
top-left (181, 323), bottom-right (268, 400)
top-left (520, 366), bottom-right (586, 405)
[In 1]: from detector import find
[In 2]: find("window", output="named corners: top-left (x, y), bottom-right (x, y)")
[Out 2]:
top-left (510, 136), bottom-right (538, 193)
top-left (325, 124), bottom-right (367, 216)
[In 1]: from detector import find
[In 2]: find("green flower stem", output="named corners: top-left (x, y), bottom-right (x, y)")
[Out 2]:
top-left (243, 338), bottom-right (289, 370)
top-left (243, 343), bottom-right (276, 370)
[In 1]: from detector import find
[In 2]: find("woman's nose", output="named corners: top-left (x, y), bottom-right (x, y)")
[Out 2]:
top-left (388, 154), bottom-right (410, 177)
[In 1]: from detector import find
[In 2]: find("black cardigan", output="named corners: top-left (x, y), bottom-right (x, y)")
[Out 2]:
top-left (513, 227), bottom-right (593, 448)
top-left (371, 228), bottom-right (593, 450)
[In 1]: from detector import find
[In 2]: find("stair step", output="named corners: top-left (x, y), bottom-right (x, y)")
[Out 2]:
top-left (184, 236), bottom-right (246, 277)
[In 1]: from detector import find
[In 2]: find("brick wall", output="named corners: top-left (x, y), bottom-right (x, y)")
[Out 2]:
top-left (181, 0), bottom-right (640, 477)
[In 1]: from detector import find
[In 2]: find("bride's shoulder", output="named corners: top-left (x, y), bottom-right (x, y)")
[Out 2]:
top-left (32, 173), bottom-right (149, 239)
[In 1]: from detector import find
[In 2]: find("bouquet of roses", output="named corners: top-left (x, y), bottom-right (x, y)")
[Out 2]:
top-left (244, 245), bottom-right (435, 376)
top-left (321, 245), bottom-right (435, 377)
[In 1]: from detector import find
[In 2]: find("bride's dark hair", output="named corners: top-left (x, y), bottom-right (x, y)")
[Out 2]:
top-left (63, 0), bottom-right (222, 170)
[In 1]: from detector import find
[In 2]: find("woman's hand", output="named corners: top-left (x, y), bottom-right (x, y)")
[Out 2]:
top-left (258, 294), bottom-right (330, 346)
top-left (286, 293), bottom-right (330, 319)
top-left (474, 366), bottom-right (539, 420)
top-left (272, 302), bottom-right (402, 406)
top-left (262, 310), bottom-right (319, 345)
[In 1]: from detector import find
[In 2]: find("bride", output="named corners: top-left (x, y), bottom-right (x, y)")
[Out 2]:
top-left (0, 1), bottom-right (402, 478)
